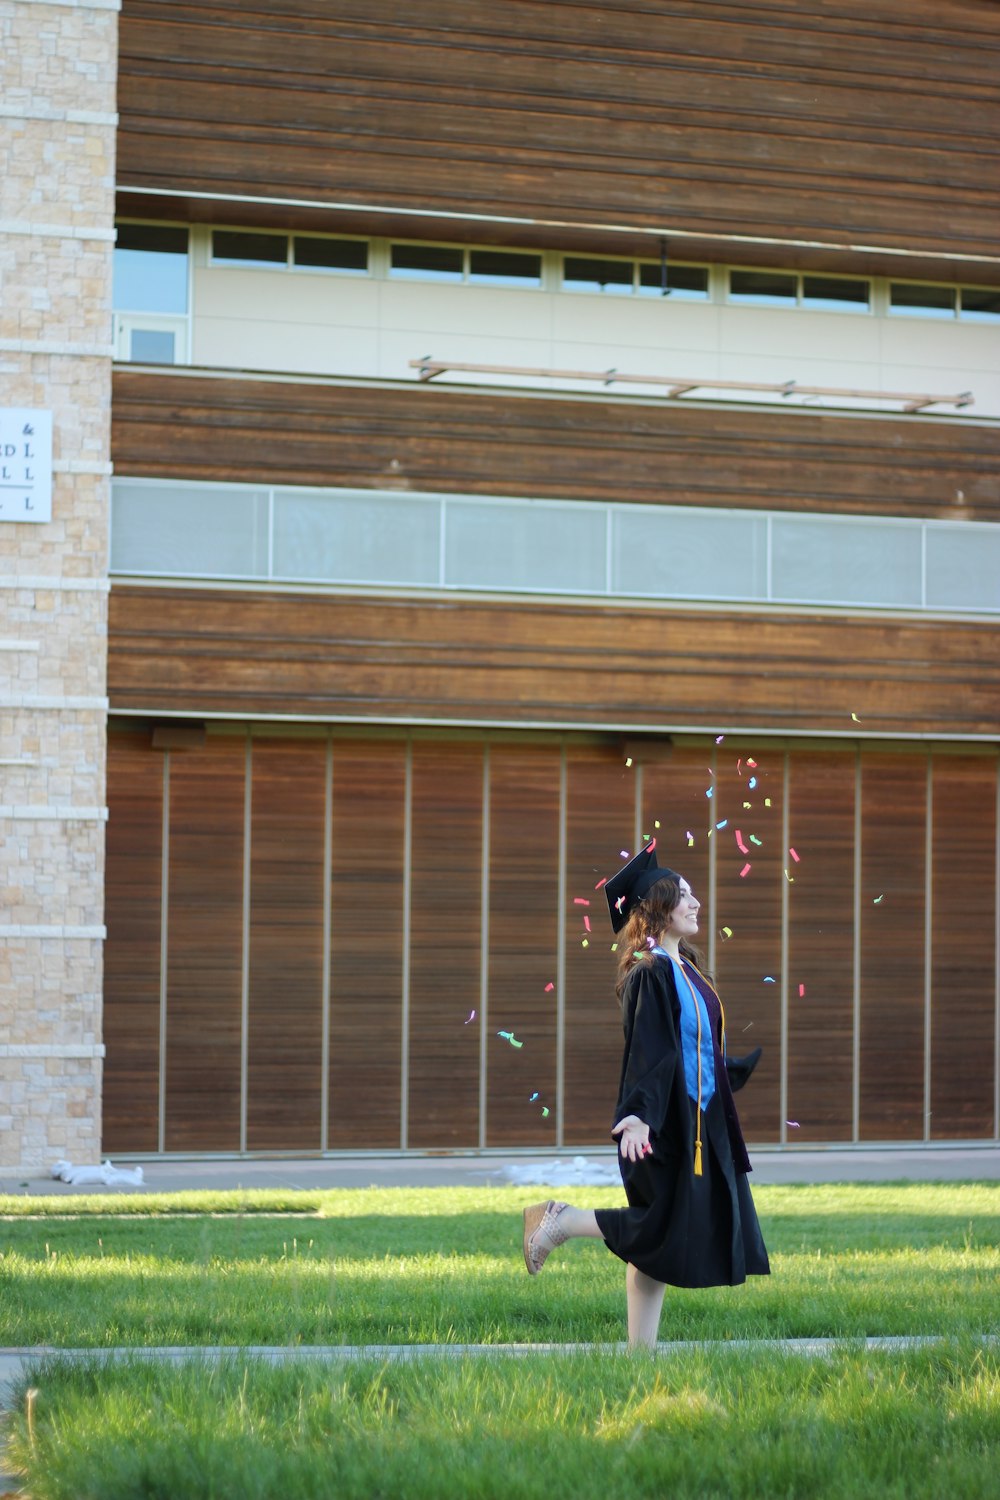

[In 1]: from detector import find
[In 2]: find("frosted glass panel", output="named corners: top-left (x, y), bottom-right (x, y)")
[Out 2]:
top-left (611, 507), bottom-right (767, 600)
top-left (926, 525), bottom-right (1000, 610)
top-left (272, 491), bottom-right (440, 585)
top-left (444, 500), bottom-right (607, 591)
top-left (111, 483), bottom-right (269, 576)
top-left (771, 517), bottom-right (922, 606)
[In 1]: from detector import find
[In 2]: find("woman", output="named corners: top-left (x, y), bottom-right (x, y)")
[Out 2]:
top-left (522, 843), bottom-right (770, 1348)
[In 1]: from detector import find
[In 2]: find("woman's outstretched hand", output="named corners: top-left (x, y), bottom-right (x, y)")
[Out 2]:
top-left (611, 1114), bottom-right (652, 1162)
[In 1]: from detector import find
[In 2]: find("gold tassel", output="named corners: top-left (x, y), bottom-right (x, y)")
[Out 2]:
top-left (694, 1138), bottom-right (703, 1176)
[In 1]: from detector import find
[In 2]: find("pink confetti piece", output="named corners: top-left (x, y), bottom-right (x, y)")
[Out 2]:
top-left (594, 877), bottom-right (607, 890)
top-left (747, 758), bottom-right (758, 769)
top-left (544, 982), bottom-right (554, 992)
top-left (465, 1009), bottom-right (476, 1024)
top-left (873, 894), bottom-right (884, 905)
top-left (497, 1030), bottom-right (524, 1048)
top-left (583, 915), bottom-right (592, 932)
top-left (798, 983), bottom-right (805, 998)
top-left (737, 758), bottom-right (743, 775)
top-left (789, 848), bottom-right (800, 863)
top-left (735, 829), bottom-right (749, 854)
top-left (615, 894), bottom-right (626, 913)
top-left (573, 897), bottom-right (590, 906)
top-left (739, 862), bottom-right (752, 878)
top-left (646, 837), bottom-right (657, 852)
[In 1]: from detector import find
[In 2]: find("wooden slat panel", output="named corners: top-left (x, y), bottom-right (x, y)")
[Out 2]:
top-left (407, 741), bottom-right (483, 1147)
top-left (485, 745), bottom-right (561, 1146)
top-left (246, 740), bottom-right (325, 1150)
top-left (163, 738), bottom-right (245, 1150)
top-left (712, 745), bottom-right (783, 1143)
top-left (116, 0), bottom-right (1000, 262)
top-left (111, 371), bottom-right (1000, 524)
top-left (108, 584), bottom-right (1000, 740)
top-left (930, 757), bottom-right (996, 1139)
top-left (563, 744), bottom-right (635, 1144)
top-left (102, 730), bottom-right (163, 1152)
top-left (328, 741), bottom-right (406, 1149)
top-left (786, 751), bottom-right (856, 1142)
top-left (859, 754), bottom-right (926, 1140)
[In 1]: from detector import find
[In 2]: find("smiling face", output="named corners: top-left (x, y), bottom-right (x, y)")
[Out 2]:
top-left (662, 877), bottom-right (700, 943)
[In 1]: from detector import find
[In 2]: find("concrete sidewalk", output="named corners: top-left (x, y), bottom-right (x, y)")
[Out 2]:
top-left (2, 1143), bottom-right (998, 1197)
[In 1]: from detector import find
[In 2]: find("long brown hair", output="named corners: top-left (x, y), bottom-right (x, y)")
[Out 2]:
top-left (614, 874), bottom-right (708, 1005)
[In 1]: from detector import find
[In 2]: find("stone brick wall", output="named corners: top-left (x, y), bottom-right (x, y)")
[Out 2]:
top-left (0, 0), bottom-right (118, 1170)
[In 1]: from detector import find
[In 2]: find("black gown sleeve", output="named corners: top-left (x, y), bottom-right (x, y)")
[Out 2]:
top-left (614, 962), bottom-right (680, 1135)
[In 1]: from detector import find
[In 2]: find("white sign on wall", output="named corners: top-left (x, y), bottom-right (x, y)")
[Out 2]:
top-left (0, 409), bottom-right (53, 523)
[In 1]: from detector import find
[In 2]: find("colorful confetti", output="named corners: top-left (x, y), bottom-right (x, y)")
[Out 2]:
top-left (529, 1092), bottom-right (539, 1102)
top-left (715, 735), bottom-right (725, 744)
top-left (583, 915), bottom-right (592, 932)
top-left (686, 830), bottom-right (695, 846)
top-left (654, 820), bottom-right (661, 829)
top-left (764, 797), bottom-right (772, 808)
top-left (798, 983), bottom-right (805, 998)
top-left (544, 982), bottom-right (554, 992)
top-left (465, 1010), bottom-right (477, 1024)
top-left (716, 818), bottom-right (729, 831)
top-left (763, 976), bottom-right (775, 983)
top-left (749, 835), bottom-right (763, 846)
top-left (851, 712), bottom-right (861, 723)
top-left (721, 926), bottom-right (733, 940)
top-left (574, 897), bottom-right (591, 906)
top-left (581, 938), bottom-right (589, 948)
top-left (594, 877), bottom-right (608, 890)
top-left (625, 756), bottom-right (633, 768)
top-left (786, 1120), bottom-right (801, 1129)
top-left (742, 800), bottom-right (752, 810)
top-left (742, 1021), bottom-right (754, 1031)
top-left (873, 894), bottom-right (885, 905)
top-left (784, 868), bottom-right (795, 883)
top-left (497, 1030), bottom-right (523, 1048)
top-left (739, 862), bottom-right (752, 878)
top-left (615, 894), bottom-right (626, 913)
top-left (789, 848), bottom-right (800, 863)
top-left (610, 942), bottom-right (618, 952)
top-left (747, 758), bottom-right (758, 769)
top-left (735, 830), bottom-right (749, 854)
top-left (748, 776), bottom-right (758, 789)
top-left (620, 849), bottom-right (630, 858)
top-left (541, 1106), bottom-right (550, 1117)
top-left (706, 787), bottom-right (714, 799)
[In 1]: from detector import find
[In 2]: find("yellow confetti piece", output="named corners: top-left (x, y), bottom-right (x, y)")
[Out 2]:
top-left (611, 942), bottom-right (618, 951)
top-left (625, 756), bottom-right (633, 767)
top-left (764, 797), bottom-right (772, 808)
top-left (851, 712), bottom-right (861, 722)
top-left (721, 926), bottom-right (733, 939)
top-left (581, 938), bottom-right (589, 948)
top-left (654, 820), bottom-right (660, 829)
top-left (784, 868), bottom-right (795, 883)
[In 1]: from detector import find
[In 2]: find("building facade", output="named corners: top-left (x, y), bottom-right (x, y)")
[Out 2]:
top-left (4, 0), bottom-right (1000, 1167)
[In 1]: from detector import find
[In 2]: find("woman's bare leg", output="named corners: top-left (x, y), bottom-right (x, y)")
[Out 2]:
top-left (554, 1206), bottom-right (603, 1238)
top-left (626, 1262), bottom-right (667, 1348)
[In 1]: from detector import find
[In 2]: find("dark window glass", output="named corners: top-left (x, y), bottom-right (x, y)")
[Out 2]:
top-left (293, 237), bottom-right (369, 271)
top-left (729, 270), bottom-right (797, 303)
top-left (889, 282), bottom-right (955, 316)
top-left (959, 286), bottom-right (1000, 321)
top-left (389, 244), bottom-right (464, 280)
top-left (117, 223), bottom-right (188, 255)
top-left (212, 231), bottom-right (288, 265)
top-left (637, 262), bottom-right (709, 297)
top-left (468, 249), bottom-right (542, 286)
top-left (563, 257), bottom-right (633, 293)
top-left (802, 276), bottom-right (869, 309)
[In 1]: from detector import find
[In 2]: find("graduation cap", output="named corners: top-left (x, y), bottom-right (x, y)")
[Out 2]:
top-left (604, 841), bottom-right (681, 933)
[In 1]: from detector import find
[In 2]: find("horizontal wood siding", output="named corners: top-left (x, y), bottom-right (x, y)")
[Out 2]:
top-left (485, 745), bottom-right (561, 1147)
top-left (163, 738), bottom-right (245, 1150)
top-left (102, 731), bottom-right (163, 1153)
top-left (858, 754), bottom-right (927, 1140)
top-left (116, 1), bottom-right (1000, 263)
top-left (111, 371), bottom-right (1000, 524)
top-left (406, 742), bottom-right (483, 1147)
top-left (108, 583), bottom-right (1000, 739)
top-left (929, 757), bottom-right (997, 1139)
top-left (562, 745), bottom-right (635, 1144)
top-left (328, 741), bottom-right (407, 1149)
top-left (786, 752), bottom-right (856, 1142)
top-left (246, 740), bottom-right (326, 1151)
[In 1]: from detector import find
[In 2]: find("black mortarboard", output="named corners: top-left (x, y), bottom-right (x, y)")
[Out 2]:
top-left (604, 841), bottom-right (681, 933)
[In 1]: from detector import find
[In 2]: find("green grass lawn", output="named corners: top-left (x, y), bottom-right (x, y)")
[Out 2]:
top-left (2, 1182), bottom-right (998, 1499)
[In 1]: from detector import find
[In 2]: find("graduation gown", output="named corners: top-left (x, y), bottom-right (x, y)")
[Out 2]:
top-left (594, 954), bottom-right (770, 1288)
